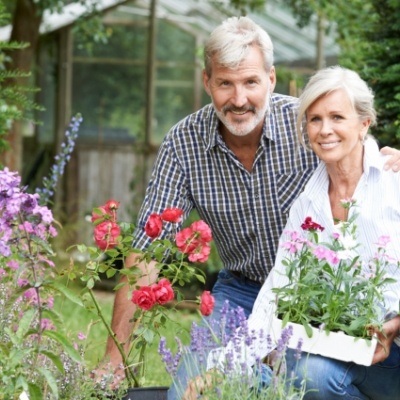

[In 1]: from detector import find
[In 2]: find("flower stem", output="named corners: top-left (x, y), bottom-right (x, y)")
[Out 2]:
top-left (87, 289), bottom-right (139, 387)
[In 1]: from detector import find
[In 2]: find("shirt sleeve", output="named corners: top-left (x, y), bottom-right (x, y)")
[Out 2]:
top-left (132, 136), bottom-right (194, 250)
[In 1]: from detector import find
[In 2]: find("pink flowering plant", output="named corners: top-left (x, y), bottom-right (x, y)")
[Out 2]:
top-left (70, 200), bottom-right (214, 388)
top-left (274, 199), bottom-right (399, 339)
top-left (0, 116), bottom-right (102, 399)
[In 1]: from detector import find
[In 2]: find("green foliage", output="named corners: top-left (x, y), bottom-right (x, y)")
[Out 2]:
top-left (342, 0), bottom-right (400, 148)
top-left (281, 0), bottom-right (400, 147)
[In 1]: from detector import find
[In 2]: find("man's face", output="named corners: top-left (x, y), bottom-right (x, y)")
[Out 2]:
top-left (203, 46), bottom-right (276, 137)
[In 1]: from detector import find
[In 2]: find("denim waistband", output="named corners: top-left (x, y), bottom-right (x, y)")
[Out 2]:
top-left (229, 269), bottom-right (262, 285)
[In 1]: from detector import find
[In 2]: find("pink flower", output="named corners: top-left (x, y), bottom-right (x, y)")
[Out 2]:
top-left (40, 318), bottom-right (54, 331)
top-left (199, 291), bottom-right (215, 316)
top-left (188, 244), bottom-right (211, 263)
top-left (77, 332), bottom-right (86, 340)
top-left (376, 235), bottom-right (391, 248)
top-left (281, 240), bottom-right (303, 254)
top-left (152, 278), bottom-right (174, 305)
top-left (175, 220), bottom-right (213, 263)
top-left (131, 286), bottom-right (157, 310)
top-left (6, 260), bottom-right (19, 270)
top-left (144, 213), bottom-right (163, 239)
top-left (17, 278), bottom-right (29, 287)
top-left (94, 220), bottom-right (121, 250)
top-left (161, 207), bottom-right (183, 223)
top-left (301, 217), bottom-right (324, 232)
top-left (23, 288), bottom-right (38, 304)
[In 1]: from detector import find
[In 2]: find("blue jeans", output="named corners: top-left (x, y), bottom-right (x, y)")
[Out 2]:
top-left (167, 269), bottom-right (263, 399)
top-left (286, 343), bottom-right (400, 399)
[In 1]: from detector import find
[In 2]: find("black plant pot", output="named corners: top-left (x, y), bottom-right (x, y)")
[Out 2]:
top-left (121, 387), bottom-right (169, 400)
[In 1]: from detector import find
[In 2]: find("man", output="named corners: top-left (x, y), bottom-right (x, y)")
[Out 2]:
top-left (97, 16), bottom-right (400, 393)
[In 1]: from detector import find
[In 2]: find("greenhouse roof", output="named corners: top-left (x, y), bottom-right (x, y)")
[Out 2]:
top-left (0, 0), bottom-right (339, 64)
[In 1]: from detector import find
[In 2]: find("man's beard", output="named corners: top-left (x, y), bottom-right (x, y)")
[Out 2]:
top-left (214, 99), bottom-right (269, 137)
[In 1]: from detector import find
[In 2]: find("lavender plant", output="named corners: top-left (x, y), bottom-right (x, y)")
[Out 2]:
top-left (36, 114), bottom-right (82, 206)
top-left (159, 303), bottom-right (307, 399)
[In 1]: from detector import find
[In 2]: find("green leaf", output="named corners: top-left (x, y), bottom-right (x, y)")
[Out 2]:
top-left (16, 308), bottom-right (36, 340)
top-left (41, 350), bottom-right (65, 373)
top-left (41, 330), bottom-right (82, 363)
top-left (27, 383), bottom-right (43, 400)
top-left (142, 327), bottom-right (155, 344)
top-left (302, 322), bottom-right (313, 338)
top-left (38, 367), bottom-right (59, 398)
top-left (46, 282), bottom-right (83, 307)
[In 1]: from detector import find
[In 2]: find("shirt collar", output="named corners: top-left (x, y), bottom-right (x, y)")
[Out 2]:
top-left (363, 137), bottom-right (384, 179)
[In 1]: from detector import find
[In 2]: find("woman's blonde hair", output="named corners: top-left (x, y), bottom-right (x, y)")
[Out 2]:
top-left (297, 66), bottom-right (377, 147)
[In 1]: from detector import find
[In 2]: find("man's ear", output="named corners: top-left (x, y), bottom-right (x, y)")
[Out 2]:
top-left (269, 66), bottom-right (276, 93)
top-left (203, 70), bottom-right (211, 96)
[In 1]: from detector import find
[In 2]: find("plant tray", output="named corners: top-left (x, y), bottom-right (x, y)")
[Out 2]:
top-left (271, 317), bottom-right (377, 366)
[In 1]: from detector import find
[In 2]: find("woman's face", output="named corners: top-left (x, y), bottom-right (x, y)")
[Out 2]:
top-left (306, 89), bottom-right (370, 166)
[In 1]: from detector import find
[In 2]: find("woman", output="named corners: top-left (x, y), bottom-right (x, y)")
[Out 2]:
top-left (194, 66), bottom-right (400, 400)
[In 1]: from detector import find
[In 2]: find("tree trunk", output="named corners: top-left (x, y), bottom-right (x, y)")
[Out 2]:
top-left (1, 0), bottom-right (42, 172)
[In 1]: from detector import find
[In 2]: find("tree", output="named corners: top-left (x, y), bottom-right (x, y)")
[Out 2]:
top-left (0, 0), bottom-right (125, 172)
top-left (279, 0), bottom-right (400, 147)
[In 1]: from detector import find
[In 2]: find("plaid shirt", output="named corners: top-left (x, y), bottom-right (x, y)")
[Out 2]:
top-left (133, 93), bottom-right (319, 282)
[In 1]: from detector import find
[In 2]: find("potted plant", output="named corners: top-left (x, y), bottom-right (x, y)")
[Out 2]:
top-left (271, 199), bottom-right (398, 366)
top-left (69, 200), bottom-right (214, 399)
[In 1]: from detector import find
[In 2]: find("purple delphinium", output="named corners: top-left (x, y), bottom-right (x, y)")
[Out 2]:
top-left (36, 113), bottom-right (82, 206)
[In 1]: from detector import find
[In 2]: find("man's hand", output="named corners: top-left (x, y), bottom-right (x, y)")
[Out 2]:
top-left (381, 146), bottom-right (400, 171)
top-left (370, 316), bottom-right (400, 364)
top-left (183, 369), bottom-right (222, 400)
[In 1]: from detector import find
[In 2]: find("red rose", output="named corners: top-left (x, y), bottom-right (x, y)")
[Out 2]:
top-left (199, 290), bottom-right (215, 316)
top-left (301, 217), bottom-right (325, 232)
top-left (188, 244), bottom-right (211, 263)
top-left (161, 207), bottom-right (183, 223)
top-left (175, 220), bottom-right (213, 263)
top-left (91, 199), bottom-right (120, 223)
top-left (152, 278), bottom-right (174, 305)
top-left (175, 227), bottom-right (198, 254)
top-left (94, 220), bottom-right (120, 250)
top-left (190, 220), bottom-right (212, 243)
top-left (104, 199), bottom-right (120, 213)
top-left (131, 286), bottom-right (156, 310)
top-left (144, 213), bottom-right (163, 239)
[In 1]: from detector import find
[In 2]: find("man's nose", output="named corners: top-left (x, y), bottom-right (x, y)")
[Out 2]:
top-left (230, 85), bottom-right (247, 108)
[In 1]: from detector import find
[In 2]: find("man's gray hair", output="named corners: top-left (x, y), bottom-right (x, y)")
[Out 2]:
top-left (204, 16), bottom-right (274, 77)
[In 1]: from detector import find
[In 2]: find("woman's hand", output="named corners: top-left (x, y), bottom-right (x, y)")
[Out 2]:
top-left (370, 316), bottom-right (400, 364)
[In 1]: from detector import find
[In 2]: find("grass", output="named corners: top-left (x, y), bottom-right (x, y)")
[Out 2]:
top-left (55, 285), bottom-right (200, 387)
